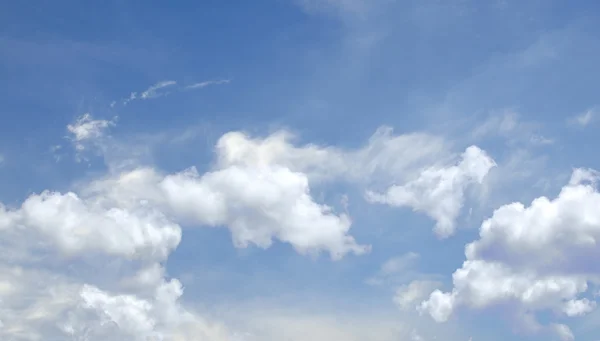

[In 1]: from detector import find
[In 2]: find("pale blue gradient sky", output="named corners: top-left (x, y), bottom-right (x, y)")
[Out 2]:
top-left (1, 1), bottom-right (600, 340)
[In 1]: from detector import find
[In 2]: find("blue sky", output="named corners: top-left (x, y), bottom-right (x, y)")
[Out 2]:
top-left (1, 1), bottom-right (600, 340)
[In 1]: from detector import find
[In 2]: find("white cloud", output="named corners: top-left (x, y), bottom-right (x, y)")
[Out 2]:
top-left (213, 127), bottom-right (447, 184)
top-left (77, 277), bottom-right (232, 341)
top-left (0, 267), bottom-right (81, 340)
top-left (0, 190), bottom-right (181, 260)
top-left (80, 284), bottom-right (157, 337)
top-left (366, 146), bottom-right (496, 237)
top-left (121, 80), bottom-right (176, 105)
top-left (395, 280), bottom-right (442, 311)
top-left (569, 107), bottom-right (597, 127)
top-left (66, 113), bottom-right (118, 164)
top-left (67, 113), bottom-right (114, 143)
top-left (93, 125), bottom-right (493, 241)
top-left (529, 134), bottom-right (554, 145)
top-left (554, 324), bottom-right (575, 341)
top-left (67, 113), bottom-right (115, 151)
top-left (140, 80), bottom-right (177, 99)
top-left (563, 298), bottom-right (596, 317)
top-left (122, 91), bottom-right (138, 105)
top-left (185, 79), bottom-right (230, 89)
top-left (0, 169), bottom-right (226, 340)
top-left (0, 114), bottom-right (500, 339)
top-left (0, 263), bottom-right (232, 341)
top-left (82, 165), bottom-right (368, 260)
top-left (64, 116), bottom-right (377, 260)
top-left (421, 168), bottom-right (600, 338)
top-left (119, 79), bottom-right (229, 106)
top-left (161, 165), bottom-right (369, 259)
top-left (81, 123), bottom-right (491, 242)
top-left (0, 258), bottom-right (458, 341)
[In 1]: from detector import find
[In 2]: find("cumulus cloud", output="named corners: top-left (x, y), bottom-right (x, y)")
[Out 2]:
top-left (67, 119), bottom-right (489, 252)
top-left (77, 277), bottom-right (232, 341)
top-left (0, 113), bottom-right (498, 339)
top-left (0, 263), bottom-right (232, 340)
top-left (366, 146), bottom-right (496, 237)
top-left (213, 126), bottom-right (448, 184)
top-left (214, 127), bottom-right (492, 236)
top-left (161, 166), bottom-right (368, 258)
top-left (0, 190), bottom-right (181, 260)
top-left (0, 177), bottom-right (228, 339)
top-left (82, 167), bottom-right (368, 260)
top-left (421, 168), bottom-right (600, 337)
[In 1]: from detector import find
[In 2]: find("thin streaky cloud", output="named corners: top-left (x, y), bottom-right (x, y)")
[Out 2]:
top-left (122, 91), bottom-right (138, 106)
top-left (140, 80), bottom-right (177, 99)
top-left (185, 79), bottom-right (231, 89)
top-left (119, 79), bottom-right (229, 106)
top-left (122, 81), bottom-right (175, 105)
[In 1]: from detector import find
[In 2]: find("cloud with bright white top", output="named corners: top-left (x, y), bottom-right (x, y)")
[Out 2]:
top-left (3, 2), bottom-right (600, 341)
top-left (0, 113), bottom-right (491, 340)
top-left (420, 168), bottom-right (600, 339)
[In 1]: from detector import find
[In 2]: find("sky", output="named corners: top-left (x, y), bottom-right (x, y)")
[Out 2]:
top-left (1, 0), bottom-right (600, 340)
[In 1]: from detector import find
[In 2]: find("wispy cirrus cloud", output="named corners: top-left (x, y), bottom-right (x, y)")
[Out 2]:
top-left (568, 107), bottom-right (598, 127)
top-left (185, 79), bottom-right (230, 90)
top-left (115, 79), bottom-right (230, 107)
top-left (471, 110), bottom-right (554, 147)
top-left (119, 80), bottom-right (176, 106)
top-left (140, 80), bottom-right (177, 99)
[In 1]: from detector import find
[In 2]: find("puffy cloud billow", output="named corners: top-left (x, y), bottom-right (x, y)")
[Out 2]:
top-left (421, 169), bottom-right (600, 339)
top-left (0, 113), bottom-right (495, 339)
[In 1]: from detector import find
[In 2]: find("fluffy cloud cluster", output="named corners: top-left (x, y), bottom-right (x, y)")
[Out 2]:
top-left (85, 164), bottom-right (368, 259)
top-left (77, 276), bottom-right (232, 341)
top-left (0, 114), bottom-right (496, 339)
top-left (366, 146), bottom-right (496, 237)
top-left (421, 168), bottom-right (600, 339)
top-left (0, 191), bottom-right (181, 260)
top-left (214, 127), bottom-right (494, 237)
top-left (0, 264), bottom-right (232, 340)
top-left (214, 127), bottom-right (448, 184)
